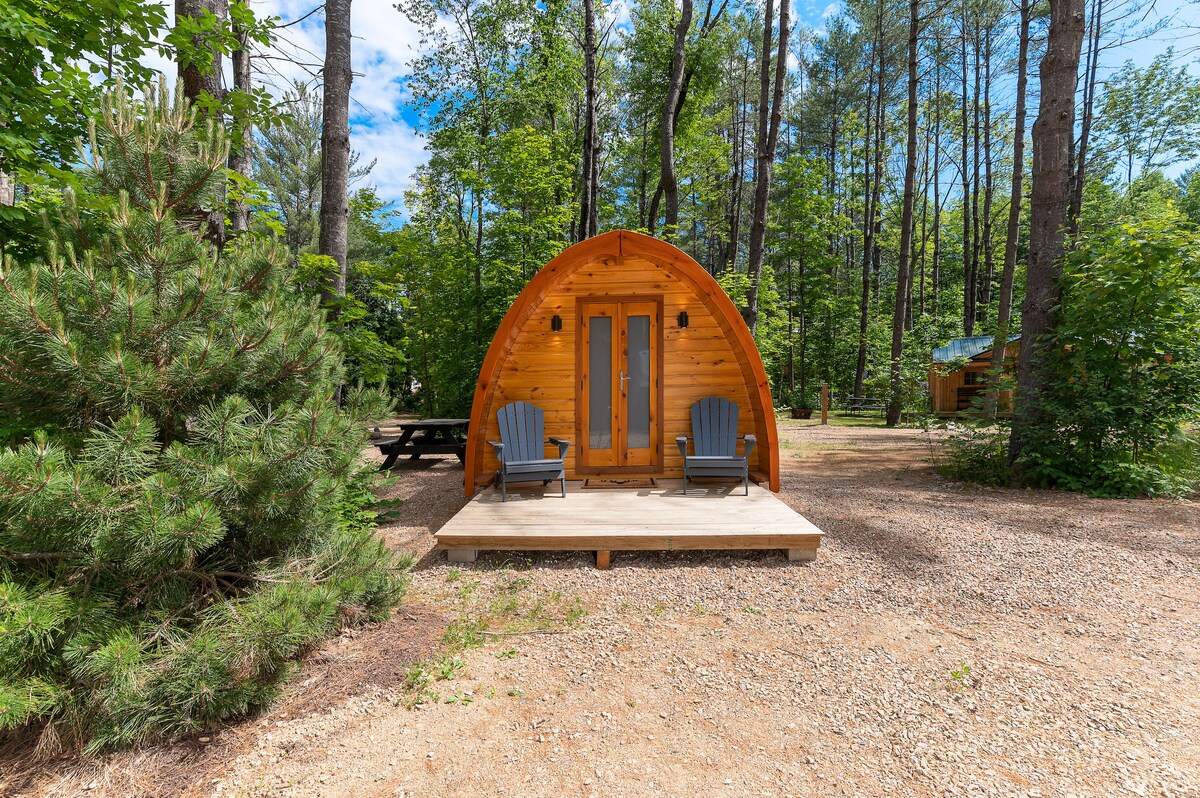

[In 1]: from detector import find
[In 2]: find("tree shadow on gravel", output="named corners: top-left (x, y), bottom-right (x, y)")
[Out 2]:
top-left (782, 439), bottom-right (1200, 563)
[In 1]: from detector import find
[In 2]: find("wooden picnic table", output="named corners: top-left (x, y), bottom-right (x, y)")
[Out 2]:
top-left (374, 418), bottom-right (470, 469)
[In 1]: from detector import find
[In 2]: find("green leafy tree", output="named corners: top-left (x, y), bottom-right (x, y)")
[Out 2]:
top-left (0, 84), bottom-right (405, 751)
top-left (1019, 210), bottom-right (1200, 496)
top-left (1175, 166), bottom-right (1200, 228)
top-left (0, 0), bottom-right (168, 253)
top-left (1094, 50), bottom-right (1200, 186)
top-left (0, 0), bottom-right (166, 174)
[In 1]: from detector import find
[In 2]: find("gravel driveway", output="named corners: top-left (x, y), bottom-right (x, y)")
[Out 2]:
top-left (18, 422), bottom-right (1200, 798)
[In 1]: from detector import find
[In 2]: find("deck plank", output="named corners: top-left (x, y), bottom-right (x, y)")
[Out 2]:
top-left (434, 480), bottom-right (824, 561)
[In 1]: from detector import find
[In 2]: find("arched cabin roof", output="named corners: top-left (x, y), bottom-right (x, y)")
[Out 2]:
top-left (463, 229), bottom-right (779, 495)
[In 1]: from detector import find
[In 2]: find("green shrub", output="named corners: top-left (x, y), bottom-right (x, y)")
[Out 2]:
top-left (1020, 212), bottom-right (1200, 498)
top-left (0, 83), bottom-right (407, 753)
top-left (932, 423), bottom-right (1011, 486)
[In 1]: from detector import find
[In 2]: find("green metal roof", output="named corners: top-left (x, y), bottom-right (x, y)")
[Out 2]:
top-left (931, 335), bottom-right (1018, 364)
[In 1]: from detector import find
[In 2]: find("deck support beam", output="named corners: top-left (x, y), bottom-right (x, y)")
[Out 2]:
top-left (446, 548), bottom-right (479, 564)
top-left (787, 547), bottom-right (817, 562)
top-left (595, 550), bottom-right (611, 570)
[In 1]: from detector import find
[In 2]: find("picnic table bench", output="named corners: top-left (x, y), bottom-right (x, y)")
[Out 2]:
top-left (840, 396), bottom-right (888, 415)
top-left (373, 418), bottom-right (470, 469)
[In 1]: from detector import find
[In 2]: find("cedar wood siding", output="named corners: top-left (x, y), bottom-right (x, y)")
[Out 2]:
top-left (464, 230), bottom-right (779, 495)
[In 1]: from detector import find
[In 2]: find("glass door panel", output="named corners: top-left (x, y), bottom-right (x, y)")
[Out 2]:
top-left (626, 315), bottom-right (650, 449)
top-left (619, 301), bottom-right (658, 467)
top-left (588, 315), bottom-right (613, 450)
top-left (579, 303), bottom-right (618, 468)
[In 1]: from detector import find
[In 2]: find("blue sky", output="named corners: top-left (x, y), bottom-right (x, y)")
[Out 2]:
top-left (143, 0), bottom-right (1200, 215)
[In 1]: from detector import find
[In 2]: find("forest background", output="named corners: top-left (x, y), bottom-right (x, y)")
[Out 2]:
top-left (2, 0), bottom-right (1199, 496)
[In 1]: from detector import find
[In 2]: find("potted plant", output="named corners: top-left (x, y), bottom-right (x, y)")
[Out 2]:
top-left (787, 389), bottom-right (818, 420)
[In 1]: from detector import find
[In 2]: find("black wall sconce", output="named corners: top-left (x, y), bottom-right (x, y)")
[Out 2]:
top-left (551, 314), bottom-right (563, 332)
top-left (676, 311), bottom-right (689, 329)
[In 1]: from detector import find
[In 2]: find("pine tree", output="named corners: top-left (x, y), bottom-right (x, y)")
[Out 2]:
top-left (0, 82), bottom-right (405, 753)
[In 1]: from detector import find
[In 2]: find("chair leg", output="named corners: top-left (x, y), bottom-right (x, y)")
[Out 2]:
top-left (560, 476), bottom-right (566, 498)
top-left (744, 471), bottom-right (749, 496)
top-left (500, 472), bottom-right (507, 502)
top-left (682, 473), bottom-right (687, 495)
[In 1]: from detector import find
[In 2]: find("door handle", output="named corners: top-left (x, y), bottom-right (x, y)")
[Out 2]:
top-left (619, 369), bottom-right (628, 391)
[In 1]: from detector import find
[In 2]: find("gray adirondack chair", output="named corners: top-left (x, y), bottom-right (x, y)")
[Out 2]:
top-left (676, 397), bottom-right (756, 495)
top-left (490, 401), bottom-right (571, 501)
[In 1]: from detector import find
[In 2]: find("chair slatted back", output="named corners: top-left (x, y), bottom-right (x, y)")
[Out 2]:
top-left (497, 401), bottom-right (545, 462)
top-left (691, 397), bottom-right (739, 457)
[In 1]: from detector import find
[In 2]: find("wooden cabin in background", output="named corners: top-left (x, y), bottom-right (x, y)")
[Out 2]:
top-left (928, 335), bottom-right (1020, 416)
top-left (464, 230), bottom-right (778, 496)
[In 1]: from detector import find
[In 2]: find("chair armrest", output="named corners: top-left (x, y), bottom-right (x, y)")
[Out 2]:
top-left (488, 440), bottom-right (505, 464)
top-left (742, 434), bottom-right (756, 462)
top-left (676, 435), bottom-right (690, 458)
top-left (546, 437), bottom-right (571, 459)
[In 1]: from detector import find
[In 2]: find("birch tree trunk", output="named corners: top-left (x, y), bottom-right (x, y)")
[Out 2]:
top-left (319, 0), bottom-right (353, 309)
top-left (229, 20), bottom-right (253, 233)
top-left (1009, 0), bottom-right (1086, 468)
top-left (886, 0), bottom-right (920, 427)
top-left (0, 169), bottom-right (13, 207)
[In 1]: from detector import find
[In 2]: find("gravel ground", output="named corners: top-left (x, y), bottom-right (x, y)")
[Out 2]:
top-left (16, 421), bottom-right (1200, 797)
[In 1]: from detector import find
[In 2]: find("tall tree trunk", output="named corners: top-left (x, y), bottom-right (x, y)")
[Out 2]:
top-left (868, 42), bottom-right (885, 305)
top-left (980, 18), bottom-right (995, 323)
top-left (176, 0), bottom-right (228, 244)
top-left (1009, 0), bottom-right (1086, 468)
top-left (319, 0), bottom-right (353, 310)
top-left (887, 0), bottom-right (920, 427)
top-left (660, 0), bottom-right (693, 237)
top-left (638, 117), bottom-right (650, 229)
top-left (176, 0), bottom-right (227, 109)
top-left (578, 0), bottom-right (598, 241)
top-left (1067, 0), bottom-right (1103, 236)
top-left (853, 11), bottom-right (881, 402)
top-left (960, 5), bottom-right (973, 335)
top-left (932, 31), bottom-right (942, 319)
top-left (228, 20), bottom-right (253, 233)
top-left (743, 0), bottom-right (789, 333)
top-left (918, 98), bottom-right (930, 319)
top-left (970, 18), bottom-right (982, 328)
top-left (984, 0), bottom-right (1030, 417)
top-left (724, 52), bottom-right (751, 271)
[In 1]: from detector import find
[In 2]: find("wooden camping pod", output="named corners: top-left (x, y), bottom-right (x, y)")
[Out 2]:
top-left (464, 230), bottom-right (780, 496)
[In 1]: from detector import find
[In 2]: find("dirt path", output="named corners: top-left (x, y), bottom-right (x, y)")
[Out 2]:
top-left (14, 422), bottom-right (1200, 797)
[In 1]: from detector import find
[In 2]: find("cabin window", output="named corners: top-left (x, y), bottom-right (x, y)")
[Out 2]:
top-left (963, 370), bottom-right (985, 386)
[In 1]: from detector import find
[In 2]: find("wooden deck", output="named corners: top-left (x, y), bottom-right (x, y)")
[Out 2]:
top-left (435, 479), bottom-right (824, 569)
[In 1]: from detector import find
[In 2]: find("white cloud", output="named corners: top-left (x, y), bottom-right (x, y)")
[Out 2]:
top-left (260, 0), bottom-right (428, 212)
top-left (821, 2), bottom-right (839, 18)
top-left (144, 0), bottom-right (429, 217)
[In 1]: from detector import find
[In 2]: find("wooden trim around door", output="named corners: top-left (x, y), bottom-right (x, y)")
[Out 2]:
top-left (575, 295), bottom-right (664, 475)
